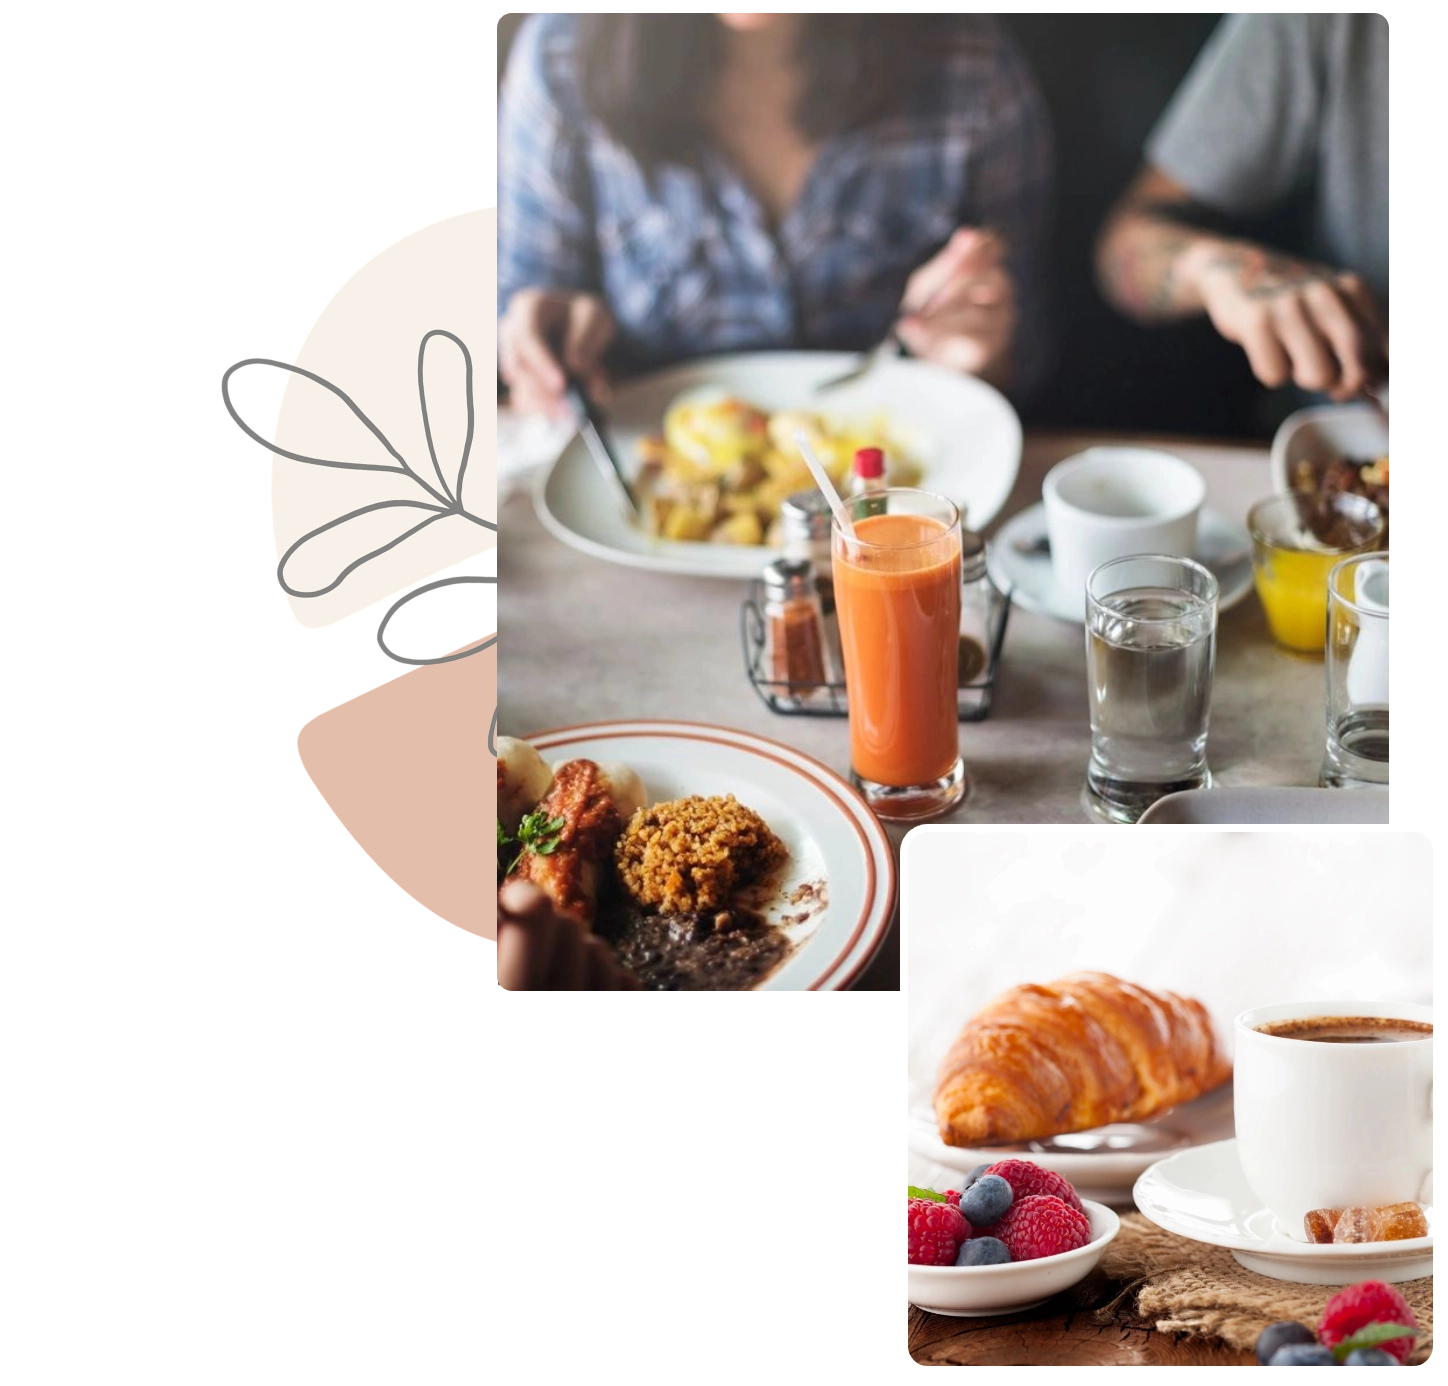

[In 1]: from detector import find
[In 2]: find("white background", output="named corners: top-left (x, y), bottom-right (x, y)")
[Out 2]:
top-left (907, 830), bottom-right (1433, 1120)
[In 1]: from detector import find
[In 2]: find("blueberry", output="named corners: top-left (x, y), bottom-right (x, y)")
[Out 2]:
top-left (955, 1236), bottom-right (1010, 1266)
top-left (1269, 1344), bottom-right (1338, 1366)
top-left (960, 1174), bottom-right (1013, 1228)
top-left (1256, 1322), bottom-right (1317, 1365)
top-left (1343, 1348), bottom-right (1398, 1365)
top-left (961, 1162), bottom-right (993, 1191)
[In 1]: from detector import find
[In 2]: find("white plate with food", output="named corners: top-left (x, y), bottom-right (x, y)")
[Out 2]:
top-left (909, 1085), bottom-right (1236, 1203)
top-left (987, 503), bottom-right (1254, 623)
top-left (1134, 1139), bottom-right (1432, 1284)
top-left (498, 719), bottom-right (896, 990)
top-left (1139, 786), bottom-right (1390, 825)
top-left (910, 972), bottom-right (1236, 1201)
top-left (536, 352), bottom-right (1022, 579)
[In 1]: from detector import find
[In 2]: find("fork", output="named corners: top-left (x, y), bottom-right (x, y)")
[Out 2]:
top-left (814, 270), bottom-right (976, 394)
top-left (815, 328), bottom-right (907, 394)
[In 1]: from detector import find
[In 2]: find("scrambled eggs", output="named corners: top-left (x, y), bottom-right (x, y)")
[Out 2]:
top-left (635, 395), bottom-right (922, 546)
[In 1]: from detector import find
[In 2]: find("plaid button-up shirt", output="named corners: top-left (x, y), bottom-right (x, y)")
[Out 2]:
top-left (499, 14), bottom-right (1053, 395)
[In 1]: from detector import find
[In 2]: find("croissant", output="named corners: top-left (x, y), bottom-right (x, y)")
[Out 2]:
top-left (933, 971), bottom-right (1232, 1147)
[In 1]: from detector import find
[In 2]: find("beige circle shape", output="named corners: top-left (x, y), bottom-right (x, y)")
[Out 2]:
top-left (268, 209), bottom-right (496, 627)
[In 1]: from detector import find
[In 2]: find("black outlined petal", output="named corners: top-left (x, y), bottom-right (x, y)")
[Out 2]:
top-left (375, 576), bottom-right (498, 666)
top-left (278, 500), bottom-right (450, 599)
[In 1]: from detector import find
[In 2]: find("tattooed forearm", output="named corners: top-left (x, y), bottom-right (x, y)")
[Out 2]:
top-left (1201, 245), bottom-right (1334, 300)
top-left (1098, 211), bottom-right (1209, 321)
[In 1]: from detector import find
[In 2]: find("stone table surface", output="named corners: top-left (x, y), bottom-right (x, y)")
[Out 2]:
top-left (498, 429), bottom-right (1343, 991)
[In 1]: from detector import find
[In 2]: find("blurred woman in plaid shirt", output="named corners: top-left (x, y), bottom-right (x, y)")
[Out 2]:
top-left (498, 14), bottom-right (1052, 415)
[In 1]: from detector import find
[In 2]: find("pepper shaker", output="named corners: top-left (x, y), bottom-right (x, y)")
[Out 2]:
top-left (958, 530), bottom-right (1005, 718)
top-left (780, 490), bottom-right (846, 682)
top-left (761, 557), bottom-right (828, 706)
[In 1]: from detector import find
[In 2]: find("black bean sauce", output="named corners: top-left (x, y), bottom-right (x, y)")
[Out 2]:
top-left (597, 903), bottom-right (793, 991)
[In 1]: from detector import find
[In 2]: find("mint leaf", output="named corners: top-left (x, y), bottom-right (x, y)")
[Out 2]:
top-left (909, 1185), bottom-right (947, 1202)
top-left (1331, 1323), bottom-right (1418, 1361)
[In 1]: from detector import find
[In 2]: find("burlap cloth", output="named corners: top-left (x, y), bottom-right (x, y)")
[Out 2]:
top-left (1097, 1214), bottom-right (1433, 1364)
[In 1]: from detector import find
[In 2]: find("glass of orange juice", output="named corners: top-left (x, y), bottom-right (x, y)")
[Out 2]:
top-left (1247, 492), bottom-right (1384, 654)
top-left (832, 489), bottom-right (965, 820)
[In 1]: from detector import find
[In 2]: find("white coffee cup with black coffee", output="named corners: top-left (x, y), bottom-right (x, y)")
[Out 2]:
top-left (1234, 1000), bottom-right (1432, 1241)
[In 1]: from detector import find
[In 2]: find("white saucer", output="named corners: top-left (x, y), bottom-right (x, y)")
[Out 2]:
top-left (988, 503), bottom-right (1253, 624)
top-left (1134, 1139), bottom-right (1433, 1284)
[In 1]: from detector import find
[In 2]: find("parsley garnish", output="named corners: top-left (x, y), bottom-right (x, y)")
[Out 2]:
top-left (501, 808), bottom-right (567, 875)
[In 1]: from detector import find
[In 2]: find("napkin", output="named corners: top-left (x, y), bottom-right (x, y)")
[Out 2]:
top-left (1098, 1214), bottom-right (1432, 1365)
top-left (497, 405), bottom-right (575, 505)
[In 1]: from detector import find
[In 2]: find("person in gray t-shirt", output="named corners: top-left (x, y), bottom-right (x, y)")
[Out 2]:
top-left (1095, 14), bottom-right (1386, 402)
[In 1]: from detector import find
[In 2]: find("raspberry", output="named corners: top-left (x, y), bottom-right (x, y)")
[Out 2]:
top-left (909, 1197), bottom-right (971, 1265)
top-left (1317, 1281), bottom-right (1419, 1363)
top-left (944, 1190), bottom-right (961, 1208)
top-left (994, 1194), bottom-right (1091, 1262)
top-left (985, 1159), bottom-right (1085, 1214)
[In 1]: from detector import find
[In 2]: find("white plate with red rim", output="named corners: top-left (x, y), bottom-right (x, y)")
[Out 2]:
top-left (536, 351), bottom-right (1022, 579)
top-left (908, 1199), bottom-right (1121, 1316)
top-left (908, 1081), bottom-right (1236, 1204)
top-left (521, 719), bottom-right (897, 990)
top-left (1133, 1139), bottom-right (1433, 1284)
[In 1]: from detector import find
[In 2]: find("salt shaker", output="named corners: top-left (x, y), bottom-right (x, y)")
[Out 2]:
top-left (958, 530), bottom-right (1005, 718)
top-left (761, 557), bottom-right (828, 704)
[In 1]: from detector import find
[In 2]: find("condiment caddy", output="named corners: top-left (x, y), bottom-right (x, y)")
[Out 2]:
top-left (740, 497), bottom-right (1012, 721)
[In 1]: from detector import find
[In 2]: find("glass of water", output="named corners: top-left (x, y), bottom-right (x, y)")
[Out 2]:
top-left (1322, 551), bottom-right (1388, 788)
top-left (1084, 554), bottom-right (1220, 823)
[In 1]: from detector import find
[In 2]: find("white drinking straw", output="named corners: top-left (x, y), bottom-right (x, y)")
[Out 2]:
top-left (793, 429), bottom-right (857, 542)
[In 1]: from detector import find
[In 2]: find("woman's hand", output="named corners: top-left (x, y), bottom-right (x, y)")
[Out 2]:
top-left (894, 229), bottom-right (1016, 388)
top-left (498, 289), bottom-right (616, 418)
top-left (497, 880), bottom-right (640, 991)
top-left (1192, 244), bottom-right (1387, 401)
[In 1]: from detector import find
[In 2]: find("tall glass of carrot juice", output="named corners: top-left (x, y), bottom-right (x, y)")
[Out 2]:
top-left (832, 489), bottom-right (966, 820)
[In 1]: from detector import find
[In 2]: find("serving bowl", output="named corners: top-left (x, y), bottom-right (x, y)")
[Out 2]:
top-left (1269, 403), bottom-right (1388, 495)
top-left (907, 1199), bottom-right (1120, 1317)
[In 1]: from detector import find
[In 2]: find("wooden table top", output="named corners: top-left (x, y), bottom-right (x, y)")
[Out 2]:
top-left (909, 1293), bottom-right (1256, 1366)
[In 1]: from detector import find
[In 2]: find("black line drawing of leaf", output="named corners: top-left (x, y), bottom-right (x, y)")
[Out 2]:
top-left (222, 329), bottom-right (497, 669)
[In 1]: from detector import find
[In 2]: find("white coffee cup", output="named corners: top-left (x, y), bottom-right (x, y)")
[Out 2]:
top-left (1234, 1001), bottom-right (1433, 1241)
top-left (1042, 448), bottom-right (1206, 600)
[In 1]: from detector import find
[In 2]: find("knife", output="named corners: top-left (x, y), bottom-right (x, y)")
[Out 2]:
top-left (565, 376), bottom-right (639, 519)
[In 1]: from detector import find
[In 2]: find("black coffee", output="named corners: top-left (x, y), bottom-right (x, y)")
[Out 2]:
top-left (1255, 1016), bottom-right (1432, 1044)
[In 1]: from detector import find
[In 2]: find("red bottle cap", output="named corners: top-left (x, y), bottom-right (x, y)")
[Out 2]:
top-left (853, 447), bottom-right (885, 479)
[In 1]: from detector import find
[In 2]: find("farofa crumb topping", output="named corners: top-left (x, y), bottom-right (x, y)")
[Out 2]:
top-left (615, 794), bottom-right (787, 913)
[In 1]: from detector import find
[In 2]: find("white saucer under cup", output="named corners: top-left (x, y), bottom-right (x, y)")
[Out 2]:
top-left (987, 505), bottom-right (1254, 625)
top-left (1133, 1138), bottom-right (1433, 1285)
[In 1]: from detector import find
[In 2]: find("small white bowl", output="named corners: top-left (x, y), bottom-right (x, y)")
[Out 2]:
top-left (1269, 403), bottom-right (1388, 495)
top-left (908, 1199), bottom-right (1121, 1317)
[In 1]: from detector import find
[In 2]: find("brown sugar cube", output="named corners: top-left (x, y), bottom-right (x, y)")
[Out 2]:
top-left (1303, 1208), bottom-right (1342, 1244)
top-left (1333, 1206), bottom-right (1382, 1244)
top-left (1373, 1202), bottom-right (1429, 1241)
